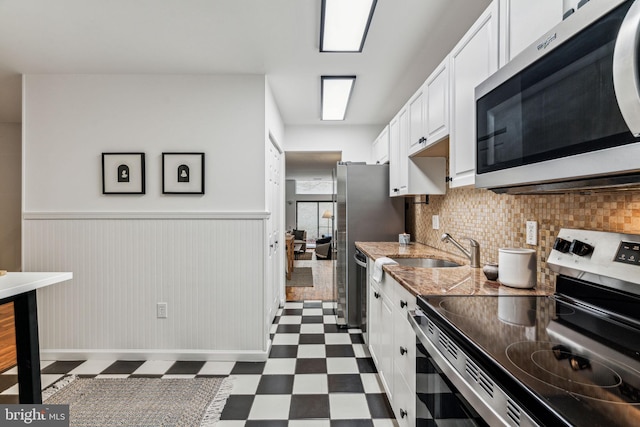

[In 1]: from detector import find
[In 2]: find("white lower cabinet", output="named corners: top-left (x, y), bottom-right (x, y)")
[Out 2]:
top-left (368, 260), bottom-right (416, 426)
top-left (393, 367), bottom-right (415, 427)
top-left (368, 277), bottom-right (394, 401)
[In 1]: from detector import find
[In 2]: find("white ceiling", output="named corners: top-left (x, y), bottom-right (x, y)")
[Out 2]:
top-left (285, 151), bottom-right (341, 181)
top-left (0, 0), bottom-right (491, 126)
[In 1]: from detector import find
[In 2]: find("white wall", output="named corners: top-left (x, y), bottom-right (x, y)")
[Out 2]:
top-left (23, 74), bottom-right (266, 213)
top-left (284, 125), bottom-right (381, 163)
top-left (23, 74), bottom-right (278, 359)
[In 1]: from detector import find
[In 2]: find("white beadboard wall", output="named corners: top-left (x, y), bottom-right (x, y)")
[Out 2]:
top-left (24, 216), bottom-right (269, 360)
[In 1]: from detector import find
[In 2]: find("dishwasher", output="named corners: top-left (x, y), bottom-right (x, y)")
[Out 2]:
top-left (353, 248), bottom-right (368, 336)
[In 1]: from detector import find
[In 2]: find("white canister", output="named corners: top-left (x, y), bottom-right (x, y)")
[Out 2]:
top-left (498, 248), bottom-right (537, 289)
top-left (399, 233), bottom-right (410, 246)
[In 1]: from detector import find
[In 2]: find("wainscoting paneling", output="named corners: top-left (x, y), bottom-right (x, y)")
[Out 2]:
top-left (24, 218), bottom-right (267, 359)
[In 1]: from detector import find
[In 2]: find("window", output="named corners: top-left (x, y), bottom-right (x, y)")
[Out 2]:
top-left (295, 180), bottom-right (333, 195)
top-left (296, 202), bottom-right (333, 242)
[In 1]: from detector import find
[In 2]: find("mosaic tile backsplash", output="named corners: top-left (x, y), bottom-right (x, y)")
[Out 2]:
top-left (406, 187), bottom-right (640, 288)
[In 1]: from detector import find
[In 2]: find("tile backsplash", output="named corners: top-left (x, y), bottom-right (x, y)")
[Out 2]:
top-left (406, 187), bottom-right (640, 288)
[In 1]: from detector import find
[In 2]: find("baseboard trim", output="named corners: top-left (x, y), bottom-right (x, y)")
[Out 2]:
top-left (40, 348), bottom-right (270, 362)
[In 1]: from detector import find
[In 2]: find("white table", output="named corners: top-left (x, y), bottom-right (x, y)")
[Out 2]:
top-left (0, 272), bottom-right (73, 403)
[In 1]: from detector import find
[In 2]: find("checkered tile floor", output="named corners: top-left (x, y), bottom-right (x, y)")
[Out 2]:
top-left (0, 300), bottom-right (398, 426)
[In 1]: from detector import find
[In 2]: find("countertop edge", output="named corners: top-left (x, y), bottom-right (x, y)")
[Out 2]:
top-left (356, 241), bottom-right (553, 297)
top-left (0, 272), bottom-right (74, 300)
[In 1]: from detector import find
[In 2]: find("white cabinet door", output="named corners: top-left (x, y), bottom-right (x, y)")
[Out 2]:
top-left (499, 0), bottom-right (562, 66)
top-left (398, 107), bottom-right (410, 195)
top-left (379, 287), bottom-right (395, 400)
top-left (391, 100), bottom-right (447, 197)
top-left (368, 282), bottom-right (382, 365)
top-left (373, 125), bottom-right (390, 164)
top-left (367, 266), bottom-right (418, 426)
top-left (408, 85), bottom-right (426, 156)
top-left (389, 113), bottom-right (402, 196)
top-left (449, 1), bottom-right (499, 188)
top-left (369, 280), bottom-right (394, 399)
top-left (425, 57), bottom-right (449, 146)
top-left (392, 368), bottom-right (415, 427)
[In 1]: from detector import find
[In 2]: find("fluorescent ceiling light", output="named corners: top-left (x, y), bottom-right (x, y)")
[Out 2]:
top-left (321, 76), bottom-right (356, 121)
top-left (320, 0), bottom-right (377, 52)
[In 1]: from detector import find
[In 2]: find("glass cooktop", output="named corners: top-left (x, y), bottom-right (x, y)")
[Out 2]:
top-left (418, 292), bottom-right (640, 426)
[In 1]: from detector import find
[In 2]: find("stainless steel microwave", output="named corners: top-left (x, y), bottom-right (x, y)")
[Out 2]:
top-left (475, 0), bottom-right (640, 194)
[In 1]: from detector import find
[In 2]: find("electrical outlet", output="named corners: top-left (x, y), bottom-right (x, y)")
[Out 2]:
top-left (526, 221), bottom-right (538, 245)
top-left (157, 302), bottom-right (168, 319)
top-left (432, 215), bottom-right (440, 230)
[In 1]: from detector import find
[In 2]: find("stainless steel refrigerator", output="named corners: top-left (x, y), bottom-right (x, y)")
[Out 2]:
top-left (333, 162), bottom-right (404, 330)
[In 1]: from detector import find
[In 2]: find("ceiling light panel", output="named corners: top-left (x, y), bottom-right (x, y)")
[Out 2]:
top-left (320, 0), bottom-right (377, 52)
top-left (321, 76), bottom-right (356, 121)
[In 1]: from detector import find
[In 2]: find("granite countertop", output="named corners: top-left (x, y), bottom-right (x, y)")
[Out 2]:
top-left (355, 241), bottom-right (554, 297)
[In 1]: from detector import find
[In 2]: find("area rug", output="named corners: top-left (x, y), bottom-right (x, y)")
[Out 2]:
top-left (296, 251), bottom-right (313, 260)
top-left (287, 266), bottom-right (314, 287)
top-left (43, 375), bottom-right (233, 427)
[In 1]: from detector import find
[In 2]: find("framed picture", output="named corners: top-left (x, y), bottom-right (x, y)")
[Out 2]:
top-left (162, 152), bottom-right (205, 194)
top-left (102, 152), bottom-right (146, 194)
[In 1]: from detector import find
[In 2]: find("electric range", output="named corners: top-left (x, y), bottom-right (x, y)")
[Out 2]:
top-left (411, 229), bottom-right (640, 426)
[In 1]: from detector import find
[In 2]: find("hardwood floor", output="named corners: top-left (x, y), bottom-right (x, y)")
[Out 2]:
top-left (0, 302), bottom-right (16, 373)
top-left (285, 252), bottom-right (334, 301)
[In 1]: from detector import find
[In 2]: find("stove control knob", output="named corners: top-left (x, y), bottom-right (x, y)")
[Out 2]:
top-left (569, 239), bottom-right (594, 257)
top-left (553, 238), bottom-right (572, 253)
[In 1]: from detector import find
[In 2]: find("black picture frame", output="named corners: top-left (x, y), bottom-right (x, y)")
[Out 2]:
top-left (102, 152), bottom-right (146, 195)
top-left (162, 152), bottom-right (205, 194)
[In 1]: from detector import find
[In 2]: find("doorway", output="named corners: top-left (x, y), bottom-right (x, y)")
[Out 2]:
top-left (284, 151), bottom-right (340, 302)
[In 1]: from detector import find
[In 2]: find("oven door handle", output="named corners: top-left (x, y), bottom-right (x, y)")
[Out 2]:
top-left (353, 253), bottom-right (367, 268)
top-left (613, 0), bottom-right (640, 137)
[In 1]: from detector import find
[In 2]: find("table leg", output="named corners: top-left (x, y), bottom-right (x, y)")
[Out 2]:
top-left (13, 290), bottom-right (42, 404)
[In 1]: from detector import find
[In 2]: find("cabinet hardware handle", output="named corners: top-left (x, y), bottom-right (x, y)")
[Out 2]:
top-left (400, 300), bottom-right (407, 308)
top-left (400, 346), bottom-right (407, 355)
top-left (400, 409), bottom-right (407, 418)
top-left (374, 292), bottom-right (380, 299)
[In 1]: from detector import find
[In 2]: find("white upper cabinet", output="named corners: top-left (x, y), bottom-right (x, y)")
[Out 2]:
top-left (499, 0), bottom-right (563, 66)
top-left (389, 103), bottom-right (446, 197)
top-left (389, 110), bottom-right (403, 196)
top-left (372, 125), bottom-right (390, 164)
top-left (407, 85), bottom-right (426, 156)
top-left (397, 107), bottom-right (410, 195)
top-left (408, 56), bottom-right (450, 157)
top-left (449, 1), bottom-right (499, 188)
top-left (424, 57), bottom-right (449, 147)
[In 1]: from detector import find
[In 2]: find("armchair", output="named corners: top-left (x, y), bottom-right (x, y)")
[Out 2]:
top-left (315, 236), bottom-right (332, 260)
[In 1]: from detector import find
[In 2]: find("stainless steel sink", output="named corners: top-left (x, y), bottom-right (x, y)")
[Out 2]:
top-left (391, 258), bottom-right (462, 268)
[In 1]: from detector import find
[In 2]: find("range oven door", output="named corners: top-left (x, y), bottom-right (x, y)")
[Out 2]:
top-left (410, 309), bottom-right (540, 427)
top-left (475, 0), bottom-right (640, 190)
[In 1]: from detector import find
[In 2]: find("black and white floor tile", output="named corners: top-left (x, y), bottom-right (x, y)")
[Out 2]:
top-left (0, 300), bottom-right (399, 426)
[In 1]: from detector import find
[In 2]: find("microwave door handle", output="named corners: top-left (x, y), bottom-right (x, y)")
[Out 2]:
top-left (613, 0), bottom-right (640, 137)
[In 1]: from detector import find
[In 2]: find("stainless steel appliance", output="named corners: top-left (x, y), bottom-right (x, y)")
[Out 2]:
top-left (475, 0), bottom-right (640, 194)
top-left (411, 228), bottom-right (640, 426)
top-left (334, 162), bottom-right (404, 329)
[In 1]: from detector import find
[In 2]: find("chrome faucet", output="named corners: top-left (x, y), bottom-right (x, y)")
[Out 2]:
top-left (441, 233), bottom-right (481, 268)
